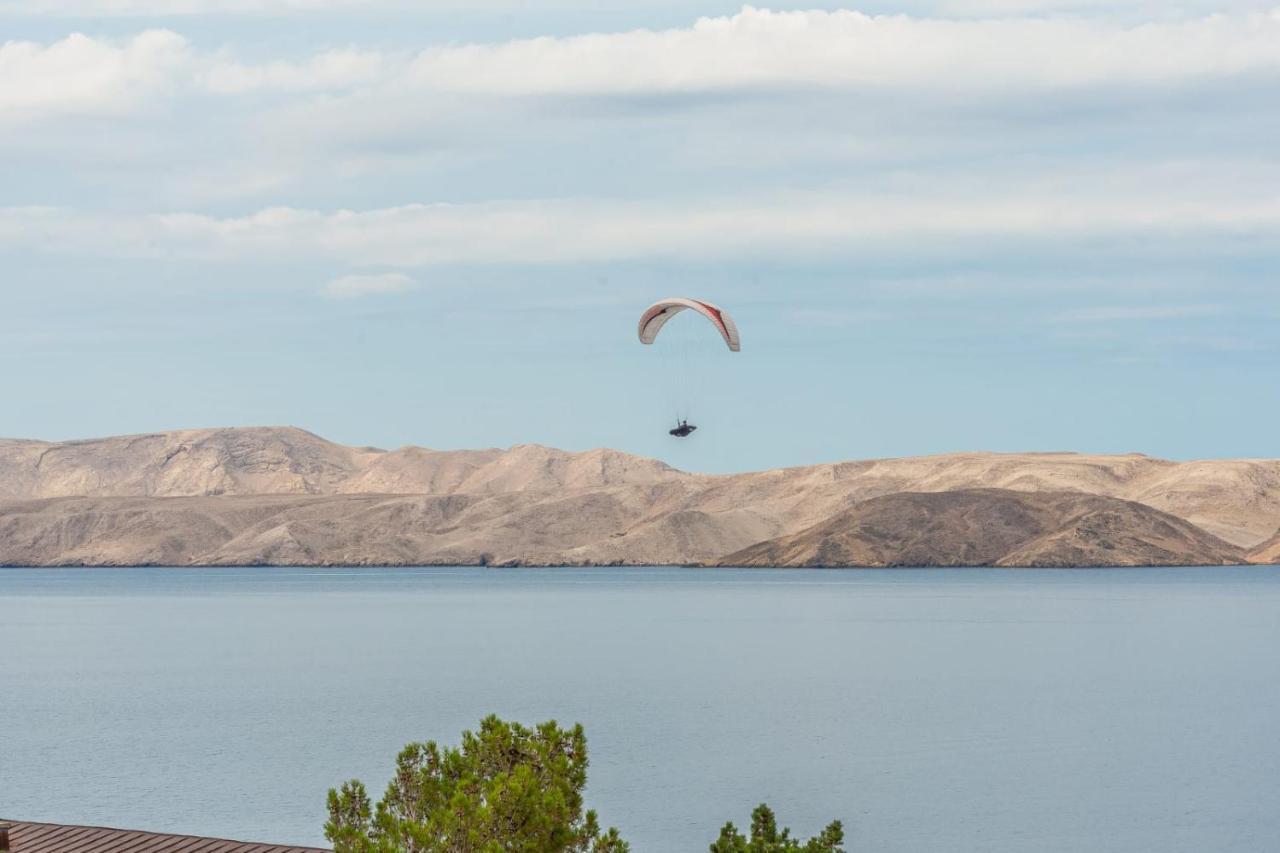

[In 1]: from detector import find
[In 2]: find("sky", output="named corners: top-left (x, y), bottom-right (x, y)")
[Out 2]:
top-left (1, 1), bottom-right (1277, 472)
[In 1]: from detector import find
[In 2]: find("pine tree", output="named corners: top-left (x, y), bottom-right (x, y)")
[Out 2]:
top-left (326, 714), bottom-right (628, 853)
top-left (709, 804), bottom-right (844, 853)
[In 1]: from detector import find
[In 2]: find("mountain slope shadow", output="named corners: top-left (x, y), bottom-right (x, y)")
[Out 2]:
top-left (714, 489), bottom-right (1247, 568)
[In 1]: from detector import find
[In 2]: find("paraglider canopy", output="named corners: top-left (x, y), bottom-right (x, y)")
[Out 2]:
top-left (638, 298), bottom-right (740, 352)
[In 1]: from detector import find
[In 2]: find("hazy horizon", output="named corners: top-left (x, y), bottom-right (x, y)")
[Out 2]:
top-left (2, 422), bottom-right (1271, 475)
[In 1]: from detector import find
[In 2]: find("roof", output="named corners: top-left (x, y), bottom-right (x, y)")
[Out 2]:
top-left (0, 819), bottom-right (330, 853)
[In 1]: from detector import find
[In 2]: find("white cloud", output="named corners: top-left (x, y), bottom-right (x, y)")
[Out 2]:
top-left (0, 0), bottom-right (389, 13)
top-left (0, 0), bottom-right (647, 14)
top-left (0, 31), bottom-right (383, 124)
top-left (3, 0), bottom-right (1271, 16)
top-left (3, 179), bottom-right (1277, 267)
top-left (198, 48), bottom-right (385, 94)
top-left (933, 0), bottom-right (1271, 16)
top-left (0, 29), bottom-right (189, 121)
top-left (395, 7), bottom-right (1280, 95)
top-left (7, 7), bottom-right (1280, 125)
top-left (323, 271), bottom-right (416, 298)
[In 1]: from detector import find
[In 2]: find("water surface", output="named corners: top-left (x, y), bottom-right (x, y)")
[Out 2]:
top-left (3, 566), bottom-right (1279, 851)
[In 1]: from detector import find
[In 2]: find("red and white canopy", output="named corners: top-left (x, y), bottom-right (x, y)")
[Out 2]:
top-left (637, 298), bottom-right (740, 352)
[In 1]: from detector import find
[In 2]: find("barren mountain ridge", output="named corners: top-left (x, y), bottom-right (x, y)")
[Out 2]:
top-left (1, 427), bottom-right (1277, 567)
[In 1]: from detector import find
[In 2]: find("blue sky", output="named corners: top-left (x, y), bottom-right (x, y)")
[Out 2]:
top-left (1, 1), bottom-right (1277, 472)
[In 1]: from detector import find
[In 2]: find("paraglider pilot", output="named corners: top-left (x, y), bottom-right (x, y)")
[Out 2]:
top-left (669, 420), bottom-right (697, 438)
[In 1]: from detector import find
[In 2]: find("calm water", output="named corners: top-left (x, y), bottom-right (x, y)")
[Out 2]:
top-left (3, 566), bottom-right (1280, 851)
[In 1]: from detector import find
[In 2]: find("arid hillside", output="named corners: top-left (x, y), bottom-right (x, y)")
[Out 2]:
top-left (0, 427), bottom-right (684, 498)
top-left (715, 489), bottom-right (1246, 568)
top-left (0, 427), bottom-right (1277, 567)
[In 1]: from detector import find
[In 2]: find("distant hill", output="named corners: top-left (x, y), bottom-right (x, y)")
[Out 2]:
top-left (714, 489), bottom-right (1246, 568)
top-left (0, 427), bottom-right (1277, 567)
top-left (0, 427), bottom-right (683, 498)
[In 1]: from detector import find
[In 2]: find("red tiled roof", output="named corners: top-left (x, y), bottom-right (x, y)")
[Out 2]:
top-left (0, 819), bottom-right (330, 853)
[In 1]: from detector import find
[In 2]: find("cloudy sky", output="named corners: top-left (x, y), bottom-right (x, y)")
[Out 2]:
top-left (2, 1), bottom-right (1277, 471)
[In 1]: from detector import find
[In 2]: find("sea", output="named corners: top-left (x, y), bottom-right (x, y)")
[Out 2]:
top-left (3, 565), bottom-right (1279, 852)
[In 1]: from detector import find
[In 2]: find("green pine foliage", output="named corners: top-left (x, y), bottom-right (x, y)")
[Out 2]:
top-left (709, 804), bottom-right (844, 853)
top-left (325, 714), bottom-right (628, 853)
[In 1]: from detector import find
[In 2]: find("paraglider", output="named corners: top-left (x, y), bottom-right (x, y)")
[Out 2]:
top-left (638, 298), bottom-right (740, 437)
top-left (669, 420), bottom-right (696, 438)
top-left (638, 297), bottom-right (740, 352)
